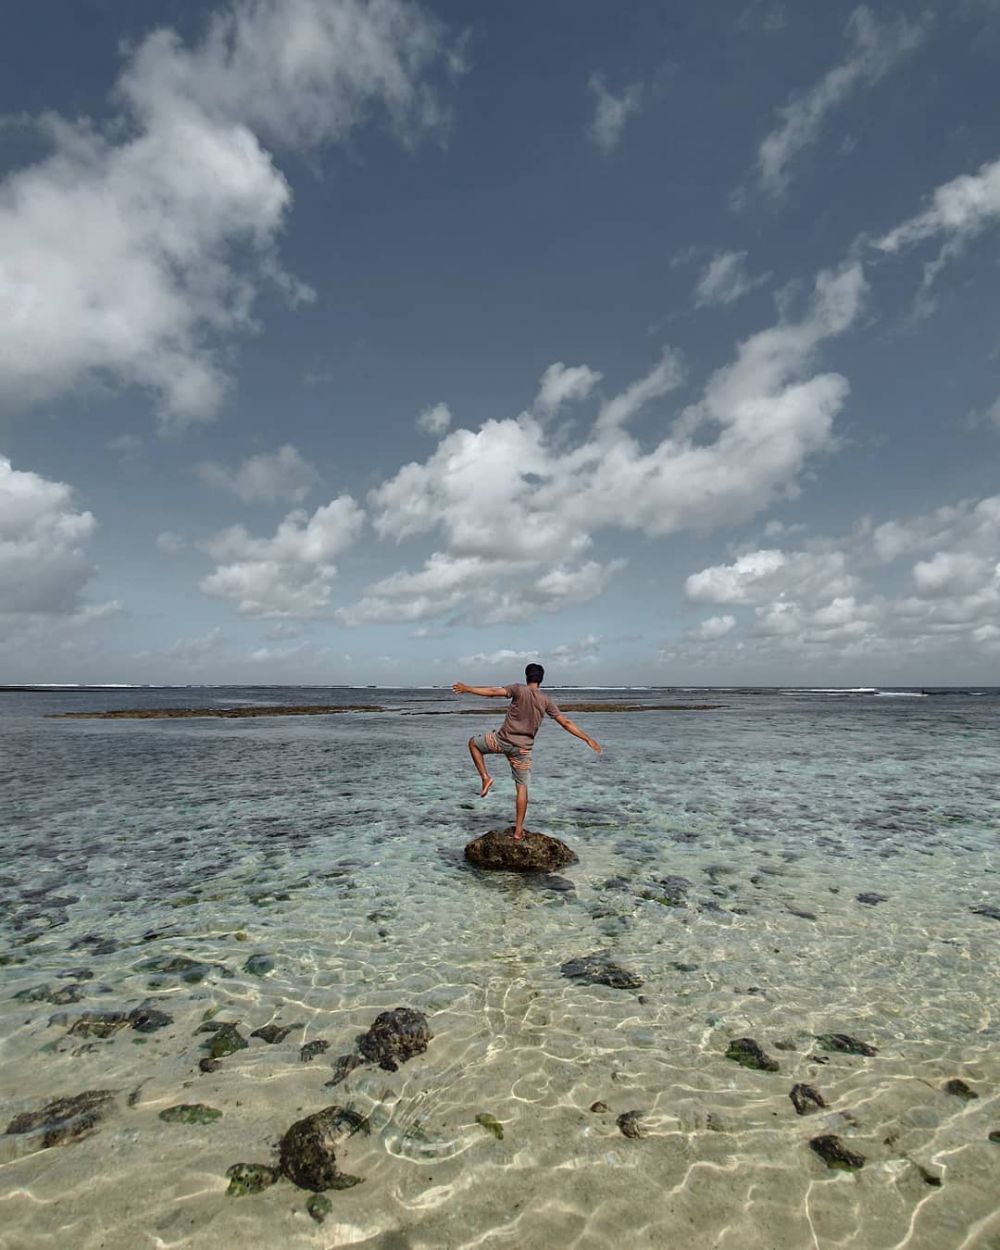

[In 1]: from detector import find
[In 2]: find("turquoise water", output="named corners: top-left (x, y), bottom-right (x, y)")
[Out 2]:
top-left (1, 686), bottom-right (998, 1249)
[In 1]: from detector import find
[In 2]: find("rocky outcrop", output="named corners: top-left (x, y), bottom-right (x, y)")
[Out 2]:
top-left (465, 829), bottom-right (578, 873)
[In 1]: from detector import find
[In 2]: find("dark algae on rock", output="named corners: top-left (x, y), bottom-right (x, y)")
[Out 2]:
top-left (201, 1022), bottom-right (248, 1059)
top-left (226, 1162), bottom-right (280, 1197)
top-left (300, 1039), bottom-right (330, 1062)
top-left (809, 1134), bottom-right (866, 1171)
top-left (560, 951), bottom-right (642, 990)
top-left (159, 1104), bottom-right (222, 1124)
top-left (357, 1008), bottom-right (432, 1072)
top-left (475, 1113), bottom-right (504, 1140)
top-left (6, 1090), bottom-right (116, 1148)
top-left (815, 1033), bottom-right (878, 1057)
top-left (725, 1038), bottom-right (779, 1072)
top-left (617, 1110), bottom-right (645, 1139)
top-left (790, 1084), bottom-right (827, 1115)
top-left (278, 1106), bottom-right (367, 1192)
top-left (464, 828), bottom-right (578, 872)
top-left (942, 1078), bottom-right (978, 1100)
top-left (251, 1021), bottom-right (303, 1044)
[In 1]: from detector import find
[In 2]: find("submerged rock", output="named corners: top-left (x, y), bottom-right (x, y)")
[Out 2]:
top-left (203, 1023), bottom-right (248, 1059)
top-left (816, 1033), bottom-right (878, 1057)
top-left (357, 1008), bottom-right (432, 1072)
top-left (464, 829), bottom-right (578, 873)
top-left (942, 1078), bottom-right (978, 1100)
top-left (279, 1106), bottom-right (366, 1192)
top-left (725, 1038), bottom-right (779, 1072)
top-left (56, 1010), bottom-right (130, 1039)
top-left (251, 1022), bottom-right (302, 1044)
top-left (475, 1113), bottom-right (504, 1140)
top-left (617, 1110), bottom-right (645, 1139)
top-left (159, 1103), bottom-right (222, 1124)
top-left (307, 1193), bottom-right (333, 1223)
top-left (199, 1058), bottom-right (221, 1074)
top-left (226, 1162), bottom-right (280, 1197)
top-left (589, 1101), bottom-right (609, 1113)
top-left (809, 1133), bottom-right (865, 1171)
top-left (6, 1090), bottom-right (116, 1148)
top-left (128, 1004), bottom-right (173, 1033)
top-left (856, 893), bottom-right (888, 906)
top-left (134, 954), bottom-right (232, 985)
top-left (560, 952), bottom-right (642, 990)
top-left (989, 1130), bottom-right (1000, 1144)
top-left (971, 905), bottom-right (1000, 921)
top-left (300, 1040), bottom-right (330, 1063)
top-left (642, 874), bottom-right (691, 907)
top-left (326, 1054), bottom-right (363, 1087)
top-left (790, 1083), bottom-right (827, 1115)
top-left (243, 954), bottom-right (275, 977)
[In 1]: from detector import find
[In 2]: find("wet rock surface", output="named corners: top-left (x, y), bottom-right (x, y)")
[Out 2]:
top-left (6, 1090), bottom-right (116, 1148)
top-left (856, 892), bottom-right (888, 905)
top-left (726, 1038), bottom-right (779, 1072)
top-left (464, 829), bottom-right (578, 873)
top-left (357, 1008), bottom-right (432, 1071)
top-left (816, 1033), bottom-right (878, 1057)
top-left (300, 1039), bottom-right (330, 1063)
top-left (226, 1162), bottom-right (280, 1197)
top-left (159, 1103), bottom-right (222, 1124)
top-left (278, 1105), bottom-right (367, 1192)
top-left (243, 954), bottom-right (275, 976)
top-left (617, 1110), bottom-right (645, 1139)
top-left (943, 1078), bottom-right (978, 1100)
top-left (790, 1083), bottom-right (827, 1115)
top-left (970, 904), bottom-right (1000, 921)
top-left (475, 1113), bottom-right (504, 1140)
top-left (641, 875), bottom-right (691, 907)
top-left (134, 954), bottom-right (232, 985)
top-left (809, 1133), bottom-right (866, 1171)
top-left (560, 951), bottom-right (643, 990)
top-left (251, 1022), bottom-right (302, 1044)
top-left (202, 1022), bottom-right (248, 1059)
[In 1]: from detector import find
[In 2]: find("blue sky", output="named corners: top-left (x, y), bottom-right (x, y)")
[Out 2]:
top-left (2, 0), bottom-right (1000, 685)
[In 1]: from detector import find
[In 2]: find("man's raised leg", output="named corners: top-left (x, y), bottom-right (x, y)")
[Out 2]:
top-left (513, 782), bottom-right (528, 840)
top-left (467, 737), bottom-right (494, 797)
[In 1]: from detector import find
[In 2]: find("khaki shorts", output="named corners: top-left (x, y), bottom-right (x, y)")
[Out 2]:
top-left (472, 730), bottom-right (532, 790)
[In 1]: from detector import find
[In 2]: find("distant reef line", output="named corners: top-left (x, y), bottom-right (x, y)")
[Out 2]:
top-left (48, 703), bottom-right (722, 720)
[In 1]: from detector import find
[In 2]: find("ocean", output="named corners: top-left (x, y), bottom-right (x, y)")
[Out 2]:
top-left (1, 685), bottom-right (997, 1249)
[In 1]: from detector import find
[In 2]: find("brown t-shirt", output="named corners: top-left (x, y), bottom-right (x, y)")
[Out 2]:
top-left (498, 684), bottom-right (561, 749)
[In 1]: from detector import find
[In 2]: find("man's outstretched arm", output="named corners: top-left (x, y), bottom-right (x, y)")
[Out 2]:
top-left (452, 681), bottom-right (508, 697)
top-left (553, 713), bottom-right (602, 753)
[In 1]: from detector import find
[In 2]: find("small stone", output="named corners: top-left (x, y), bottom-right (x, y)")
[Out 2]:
top-left (475, 1113), bottom-right (504, 1140)
top-left (786, 905), bottom-right (817, 921)
top-left (356, 1007), bottom-right (432, 1072)
top-left (251, 1022), bottom-right (302, 1044)
top-left (307, 1193), bottom-right (332, 1223)
top-left (589, 1101), bottom-right (609, 1113)
top-left (912, 1161), bottom-right (942, 1187)
top-left (560, 952), bottom-right (642, 990)
top-left (243, 954), bottom-right (275, 976)
top-left (128, 1005), bottom-right (173, 1033)
top-left (856, 893), bottom-right (887, 905)
top-left (159, 1103), bottom-right (222, 1124)
top-left (971, 905), bottom-right (1000, 921)
top-left (790, 1083), bottom-right (826, 1115)
top-left (725, 1038), bottom-right (779, 1072)
top-left (671, 962), bottom-right (698, 973)
top-left (816, 1033), bottom-right (877, 1057)
top-left (942, 1078), bottom-right (978, 1100)
top-left (809, 1133), bottom-right (865, 1171)
top-left (204, 1023), bottom-right (248, 1059)
top-left (300, 1040), bottom-right (330, 1063)
top-left (988, 1130), bottom-right (1000, 1144)
top-left (617, 1110), bottom-right (645, 1139)
top-left (773, 1038), bottom-right (798, 1051)
top-left (226, 1162), bottom-right (280, 1197)
top-left (199, 1058), bottom-right (221, 1074)
top-left (6, 1090), bottom-right (116, 1148)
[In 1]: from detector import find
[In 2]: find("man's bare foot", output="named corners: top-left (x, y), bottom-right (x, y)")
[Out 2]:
top-left (479, 776), bottom-right (494, 798)
top-left (512, 828), bottom-right (525, 841)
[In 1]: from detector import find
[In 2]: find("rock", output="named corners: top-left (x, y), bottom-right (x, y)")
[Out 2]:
top-left (475, 1113), bottom-right (504, 1140)
top-left (971, 905), bottom-right (1000, 921)
top-left (226, 1162), bottom-right (280, 1197)
top-left (326, 1054), bottom-right (363, 1087)
top-left (589, 1101), bottom-right (609, 1113)
top-left (251, 1022), bottom-right (302, 1044)
top-left (134, 954), bottom-right (231, 984)
top-left (856, 893), bottom-right (887, 905)
top-left (773, 1038), bottom-right (799, 1051)
top-left (357, 1008), bottom-right (432, 1072)
top-left (790, 1084), bottom-right (826, 1115)
top-left (128, 1004), bottom-right (173, 1034)
top-left (560, 952), bottom-right (642, 990)
top-left (645, 874), bottom-right (691, 906)
top-left (199, 1058), bottom-right (220, 1074)
top-left (725, 1038), bottom-right (779, 1072)
top-left (6, 1090), bottom-right (116, 1148)
top-left (671, 962), bottom-right (699, 973)
top-left (243, 954), bottom-right (275, 976)
top-left (307, 1193), bottom-right (332, 1223)
top-left (912, 1161), bottom-right (942, 1187)
top-left (464, 829), bottom-right (578, 873)
top-left (300, 1040), bottom-right (330, 1063)
top-left (617, 1110), bottom-right (645, 1139)
top-left (279, 1106), bottom-right (367, 1192)
top-left (816, 1033), bottom-right (877, 1057)
top-left (942, 1078), bottom-right (978, 1100)
top-left (57, 1010), bottom-right (130, 1039)
top-left (786, 905), bottom-right (817, 921)
top-left (159, 1103), bottom-right (222, 1124)
top-left (989, 1130), bottom-right (1000, 1144)
top-left (13, 984), bottom-right (58, 1003)
top-left (809, 1133), bottom-right (865, 1171)
top-left (203, 1023), bottom-right (248, 1059)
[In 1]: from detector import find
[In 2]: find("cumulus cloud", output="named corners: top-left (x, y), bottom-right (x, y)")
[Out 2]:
top-left (694, 250), bottom-right (770, 307)
top-left (587, 73), bottom-right (644, 153)
top-left (0, 0), bottom-right (457, 426)
top-left (696, 614), bottom-right (736, 640)
top-left (534, 362), bottom-right (603, 415)
top-left (200, 495), bottom-right (364, 617)
top-left (0, 456), bottom-right (98, 614)
top-left (196, 444), bottom-right (319, 503)
top-left (340, 263), bottom-right (863, 627)
top-left (758, 6), bottom-right (926, 196)
top-left (417, 402), bottom-right (452, 435)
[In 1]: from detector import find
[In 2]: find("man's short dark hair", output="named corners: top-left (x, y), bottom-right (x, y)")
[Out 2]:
top-left (525, 663), bottom-right (544, 685)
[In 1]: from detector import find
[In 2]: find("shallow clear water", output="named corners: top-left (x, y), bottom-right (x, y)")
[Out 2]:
top-left (1, 686), bottom-right (998, 1249)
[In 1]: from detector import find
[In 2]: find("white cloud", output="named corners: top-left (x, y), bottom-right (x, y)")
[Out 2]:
top-left (0, 456), bottom-right (98, 614)
top-left (587, 73), bottom-right (644, 153)
top-left (696, 614), bottom-right (736, 640)
top-left (200, 495), bottom-right (364, 617)
top-left (0, 0), bottom-right (456, 426)
top-left (156, 530), bottom-right (186, 555)
top-left (341, 263), bottom-right (863, 628)
top-left (417, 402), bottom-right (452, 435)
top-left (458, 634), bottom-right (603, 669)
top-left (758, 6), bottom-right (926, 195)
top-left (694, 250), bottom-right (770, 307)
top-left (875, 156), bottom-right (1000, 254)
top-left (686, 547), bottom-right (856, 604)
top-left (534, 362), bottom-right (603, 415)
top-left (912, 551), bottom-right (995, 598)
top-left (196, 444), bottom-right (319, 503)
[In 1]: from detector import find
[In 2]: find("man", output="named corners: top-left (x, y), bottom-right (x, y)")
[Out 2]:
top-left (451, 663), bottom-right (602, 840)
